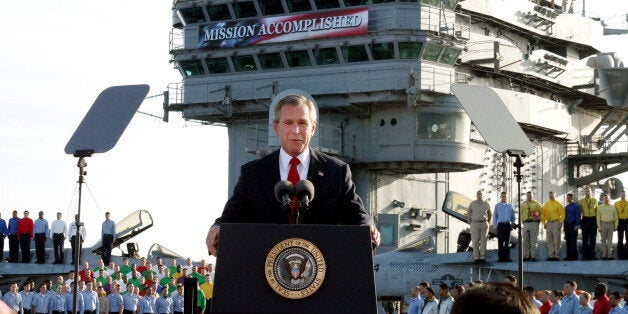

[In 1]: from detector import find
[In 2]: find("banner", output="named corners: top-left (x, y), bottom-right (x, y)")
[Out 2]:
top-left (198, 7), bottom-right (368, 49)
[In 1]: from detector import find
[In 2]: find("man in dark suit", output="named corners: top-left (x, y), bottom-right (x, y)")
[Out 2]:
top-left (206, 94), bottom-right (380, 256)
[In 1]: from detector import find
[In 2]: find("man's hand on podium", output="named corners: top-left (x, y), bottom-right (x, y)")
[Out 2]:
top-left (207, 225), bottom-right (220, 256)
top-left (369, 224), bottom-right (380, 247)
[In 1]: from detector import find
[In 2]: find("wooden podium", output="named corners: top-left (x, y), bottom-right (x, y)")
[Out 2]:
top-left (211, 223), bottom-right (377, 314)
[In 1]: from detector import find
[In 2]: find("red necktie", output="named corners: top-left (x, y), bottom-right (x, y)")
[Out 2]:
top-left (288, 157), bottom-right (300, 223)
top-left (288, 157), bottom-right (300, 186)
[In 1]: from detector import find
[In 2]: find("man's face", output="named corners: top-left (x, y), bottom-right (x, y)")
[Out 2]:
top-left (549, 192), bottom-right (555, 200)
top-left (564, 283), bottom-right (573, 294)
top-left (12, 211), bottom-right (17, 218)
top-left (439, 287), bottom-right (448, 298)
top-left (38, 211), bottom-right (43, 219)
top-left (567, 195), bottom-right (573, 203)
top-left (609, 294), bottom-right (620, 307)
top-left (603, 195), bottom-right (610, 204)
top-left (10, 283), bottom-right (17, 293)
top-left (273, 104), bottom-right (316, 158)
top-left (105, 213), bottom-right (110, 220)
top-left (411, 287), bottom-right (419, 297)
top-left (500, 194), bottom-right (507, 202)
top-left (579, 294), bottom-right (588, 306)
top-left (57, 213), bottom-right (61, 220)
top-left (23, 211), bottom-right (29, 218)
top-left (540, 292), bottom-right (549, 302)
top-left (622, 288), bottom-right (628, 302)
top-left (39, 285), bottom-right (46, 293)
top-left (585, 188), bottom-right (591, 197)
top-left (526, 192), bottom-right (532, 201)
top-left (83, 262), bottom-right (89, 270)
top-left (476, 192), bottom-right (483, 201)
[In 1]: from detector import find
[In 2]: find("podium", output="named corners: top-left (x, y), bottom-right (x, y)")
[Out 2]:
top-left (211, 224), bottom-right (377, 314)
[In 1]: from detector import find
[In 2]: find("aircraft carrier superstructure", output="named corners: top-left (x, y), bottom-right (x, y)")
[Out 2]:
top-left (167, 0), bottom-right (627, 255)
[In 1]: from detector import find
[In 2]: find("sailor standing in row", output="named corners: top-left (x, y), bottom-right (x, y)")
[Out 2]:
top-left (31, 283), bottom-right (51, 314)
top-left (101, 212), bottom-right (116, 265)
top-left (69, 214), bottom-right (86, 265)
top-left (493, 192), bottom-right (515, 262)
top-left (3, 282), bottom-right (22, 313)
top-left (18, 211), bottom-right (33, 263)
top-left (578, 187), bottom-right (598, 260)
top-left (564, 194), bottom-right (581, 261)
top-left (8, 210), bottom-right (20, 263)
top-left (467, 190), bottom-right (491, 264)
top-left (50, 212), bottom-right (67, 264)
top-left (20, 281), bottom-right (34, 314)
top-left (597, 193), bottom-right (618, 260)
top-left (33, 211), bottom-right (49, 264)
top-left (521, 191), bottom-right (542, 262)
top-left (614, 190), bottom-right (628, 260)
top-left (542, 191), bottom-right (565, 261)
top-left (0, 213), bottom-right (7, 263)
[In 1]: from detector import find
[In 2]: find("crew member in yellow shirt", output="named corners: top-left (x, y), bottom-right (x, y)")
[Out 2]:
top-left (521, 191), bottom-right (542, 261)
top-left (615, 190), bottom-right (628, 260)
top-left (598, 193), bottom-right (618, 260)
top-left (578, 187), bottom-right (598, 260)
top-left (542, 191), bottom-right (565, 261)
top-left (200, 274), bottom-right (214, 312)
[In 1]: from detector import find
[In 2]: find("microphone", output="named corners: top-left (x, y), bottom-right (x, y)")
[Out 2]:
top-left (274, 180), bottom-right (294, 206)
top-left (295, 180), bottom-right (315, 205)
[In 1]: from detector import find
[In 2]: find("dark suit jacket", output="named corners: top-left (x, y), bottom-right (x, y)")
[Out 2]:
top-left (214, 149), bottom-right (373, 226)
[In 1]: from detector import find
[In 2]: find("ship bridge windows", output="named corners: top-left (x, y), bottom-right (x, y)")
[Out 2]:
top-left (341, 45), bottom-right (369, 63)
top-left (259, 0), bottom-right (285, 15)
top-left (314, 47), bottom-right (340, 65)
top-left (258, 52), bottom-right (285, 69)
top-left (207, 4), bottom-right (231, 21)
top-left (233, 55), bottom-right (258, 72)
top-left (371, 42), bottom-right (395, 60)
top-left (206, 57), bottom-right (231, 74)
top-left (233, 1), bottom-right (258, 19)
top-left (179, 7), bottom-right (207, 24)
top-left (399, 42), bottom-right (423, 59)
top-left (286, 0), bottom-right (312, 13)
top-left (314, 0), bottom-right (341, 9)
top-left (416, 112), bottom-right (469, 143)
top-left (286, 50), bottom-right (313, 67)
top-left (438, 46), bottom-right (461, 65)
top-left (179, 60), bottom-right (205, 77)
top-left (422, 42), bottom-right (442, 62)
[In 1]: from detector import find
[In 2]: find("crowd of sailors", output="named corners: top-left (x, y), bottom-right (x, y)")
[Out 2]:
top-left (0, 256), bottom-right (214, 314)
top-left (467, 187), bottom-right (627, 264)
top-left (398, 277), bottom-right (628, 314)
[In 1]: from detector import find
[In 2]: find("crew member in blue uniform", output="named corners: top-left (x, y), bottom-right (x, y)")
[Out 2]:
top-left (155, 285), bottom-right (173, 314)
top-left (3, 282), bottom-right (23, 313)
top-left (20, 281), bottom-right (35, 314)
top-left (493, 191), bottom-right (516, 262)
top-left (8, 210), bottom-right (20, 263)
top-left (81, 281), bottom-right (100, 314)
top-left (123, 282), bottom-right (139, 314)
top-left (0, 213), bottom-right (8, 262)
top-left (31, 283), bottom-right (51, 314)
top-left (172, 284), bottom-right (184, 314)
top-left (107, 283), bottom-right (124, 314)
top-left (564, 194), bottom-right (581, 261)
top-left (33, 211), bottom-right (49, 264)
top-left (101, 212), bottom-right (116, 265)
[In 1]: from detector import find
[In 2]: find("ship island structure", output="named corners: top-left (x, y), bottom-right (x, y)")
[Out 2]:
top-left (165, 0), bottom-right (627, 275)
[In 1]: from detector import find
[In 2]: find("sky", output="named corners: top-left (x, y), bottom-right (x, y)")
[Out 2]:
top-left (0, 1), bottom-right (626, 263)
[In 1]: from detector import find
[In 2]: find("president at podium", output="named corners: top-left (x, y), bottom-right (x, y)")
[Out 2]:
top-left (206, 93), bottom-right (380, 256)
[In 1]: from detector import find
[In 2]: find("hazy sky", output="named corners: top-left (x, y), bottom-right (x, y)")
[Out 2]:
top-left (0, 1), bottom-right (626, 262)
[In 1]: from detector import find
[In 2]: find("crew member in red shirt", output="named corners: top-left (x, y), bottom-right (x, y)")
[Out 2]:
top-left (593, 283), bottom-right (611, 314)
top-left (539, 290), bottom-right (552, 314)
top-left (17, 210), bottom-right (34, 263)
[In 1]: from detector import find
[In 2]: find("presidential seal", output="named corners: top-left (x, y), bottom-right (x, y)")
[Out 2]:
top-left (265, 238), bottom-right (326, 299)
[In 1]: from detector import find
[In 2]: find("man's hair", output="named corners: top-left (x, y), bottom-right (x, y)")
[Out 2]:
top-left (273, 94), bottom-right (317, 124)
top-left (523, 286), bottom-right (534, 293)
top-left (565, 280), bottom-right (577, 289)
top-left (473, 279), bottom-right (484, 285)
top-left (425, 287), bottom-right (435, 295)
top-left (505, 275), bottom-right (516, 283)
top-left (580, 291), bottom-right (591, 301)
top-left (595, 283), bottom-right (608, 298)
top-left (567, 193), bottom-right (573, 197)
top-left (411, 286), bottom-right (420, 293)
top-left (550, 290), bottom-right (563, 299)
top-left (451, 282), bottom-right (537, 314)
top-left (501, 191), bottom-right (507, 196)
top-left (419, 282), bottom-right (430, 288)
top-left (609, 291), bottom-right (621, 300)
top-left (439, 283), bottom-right (450, 290)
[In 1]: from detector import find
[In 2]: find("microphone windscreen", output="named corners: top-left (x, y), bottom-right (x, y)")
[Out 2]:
top-left (295, 180), bottom-right (315, 201)
top-left (274, 180), bottom-right (294, 202)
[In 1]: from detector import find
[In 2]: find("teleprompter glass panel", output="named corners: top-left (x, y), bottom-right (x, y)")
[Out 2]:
top-left (233, 1), bottom-right (257, 19)
top-left (439, 47), bottom-right (462, 65)
top-left (286, 50), bottom-right (312, 67)
top-left (179, 60), bottom-right (205, 76)
top-left (398, 42), bottom-right (423, 59)
top-left (258, 52), bottom-right (285, 69)
top-left (371, 42), bottom-right (395, 60)
top-left (179, 7), bottom-right (206, 24)
top-left (342, 45), bottom-right (369, 63)
top-left (422, 42), bottom-right (442, 62)
top-left (259, 0), bottom-right (284, 15)
top-left (207, 4), bottom-right (231, 21)
top-left (232, 55), bottom-right (257, 72)
top-left (205, 57), bottom-right (231, 74)
top-left (286, 0), bottom-right (312, 13)
top-left (314, 0), bottom-right (341, 9)
top-left (314, 48), bottom-right (340, 65)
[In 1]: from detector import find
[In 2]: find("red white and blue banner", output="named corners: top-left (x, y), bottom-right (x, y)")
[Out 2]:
top-left (198, 7), bottom-right (368, 49)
